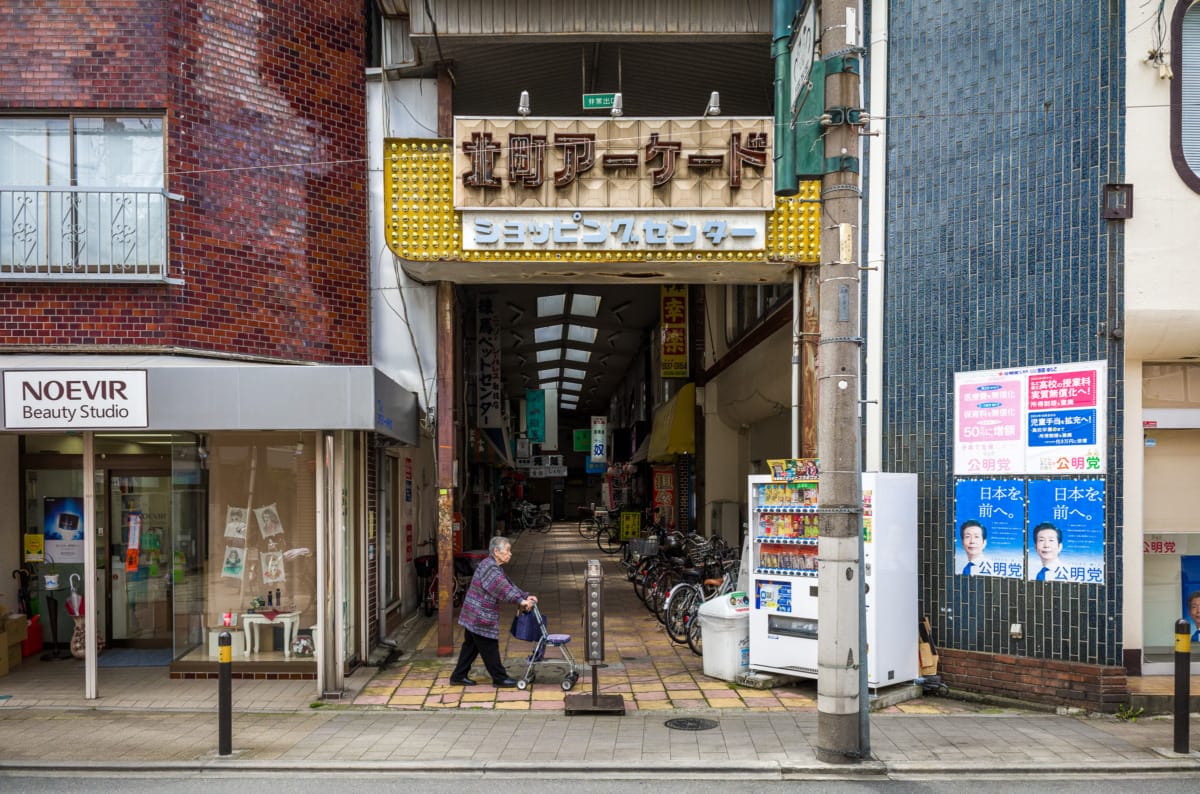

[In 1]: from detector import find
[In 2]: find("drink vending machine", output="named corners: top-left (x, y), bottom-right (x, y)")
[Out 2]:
top-left (747, 463), bottom-right (918, 687)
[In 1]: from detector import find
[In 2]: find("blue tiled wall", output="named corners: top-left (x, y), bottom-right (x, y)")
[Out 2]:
top-left (879, 2), bottom-right (1124, 665)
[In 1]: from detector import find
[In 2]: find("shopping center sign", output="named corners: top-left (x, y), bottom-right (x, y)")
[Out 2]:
top-left (454, 117), bottom-right (773, 254)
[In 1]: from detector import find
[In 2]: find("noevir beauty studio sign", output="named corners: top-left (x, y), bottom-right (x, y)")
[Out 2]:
top-left (3, 370), bottom-right (148, 429)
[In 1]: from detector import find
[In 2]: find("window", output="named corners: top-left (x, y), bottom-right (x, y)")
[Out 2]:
top-left (0, 114), bottom-right (167, 278)
top-left (725, 284), bottom-right (789, 344)
top-left (1172, 1), bottom-right (1200, 192)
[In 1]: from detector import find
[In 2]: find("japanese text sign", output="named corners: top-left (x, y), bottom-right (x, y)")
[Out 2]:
top-left (954, 360), bottom-right (1106, 475)
top-left (661, 285), bottom-right (688, 378)
top-left (476, 297), bottom-right (503, 428)
top-left (591, 415), bottom-right (607, 463)
top-left (454, 117), bottom-right (773, 211)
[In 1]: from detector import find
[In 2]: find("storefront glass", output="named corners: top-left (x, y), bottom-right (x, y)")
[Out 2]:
top-left (187, 431), bottom-right (318, 664)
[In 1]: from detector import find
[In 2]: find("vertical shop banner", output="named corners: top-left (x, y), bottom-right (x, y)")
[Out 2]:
top-left (404, 457), bottom-right (412, 502)
top-left (954, 359), bottom-right (1106, 475)
top-left (591, 416), bottom-right (607, 463)
top-left (43, 496), bottom-right (85, 563)
top-left (652, 464), bottom-right (676, 527)
top-left (406, 522), bottom-right (413, 563)
top-left (953, 479), bottom-right (1026, 578)
top-left (476, 296), bottom-right (503, 428)
top-left (574, 428), bottom-right (591, 452)
top-left (1026, 478), bottom-right (1105, 584)
top-left (660, 285), bottom-right (688, 378)
top-left (526, 389), bottom-right (546, 443)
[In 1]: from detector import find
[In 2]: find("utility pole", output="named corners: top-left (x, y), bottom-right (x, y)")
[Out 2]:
top-left (814, 0), bottom-right (868, 763)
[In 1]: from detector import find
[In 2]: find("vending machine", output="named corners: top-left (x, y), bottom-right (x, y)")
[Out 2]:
top-left (748, 463), bottom-right (918, 687)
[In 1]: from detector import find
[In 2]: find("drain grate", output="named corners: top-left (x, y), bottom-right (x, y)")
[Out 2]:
top-left (664, 717), bottom-right (719, 731)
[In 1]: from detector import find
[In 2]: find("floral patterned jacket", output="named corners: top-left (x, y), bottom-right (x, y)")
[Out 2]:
top-left (457, 556), bottom-right (528, 639)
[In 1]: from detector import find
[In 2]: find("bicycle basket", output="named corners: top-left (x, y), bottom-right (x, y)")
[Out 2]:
top-left (511, 609), bottom-right (544, 642)
top-left (414, 555), bottom-right (437, 578)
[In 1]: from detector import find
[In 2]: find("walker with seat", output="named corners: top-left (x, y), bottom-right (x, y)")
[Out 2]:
top-left (510, 603), bottom-right (579, 691)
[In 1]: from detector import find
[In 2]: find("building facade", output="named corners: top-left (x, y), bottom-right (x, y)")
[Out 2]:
top-left (0, 0), bottom-right (426, 697)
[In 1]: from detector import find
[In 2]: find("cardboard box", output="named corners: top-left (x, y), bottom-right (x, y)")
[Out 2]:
top-left (4, 616), bottom-right (25, 668)
top-left (918, 642), bottom-right (939, 676)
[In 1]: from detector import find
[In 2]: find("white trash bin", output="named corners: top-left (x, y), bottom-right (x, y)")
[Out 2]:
top-left (698, 591), bottom-right (751, 681)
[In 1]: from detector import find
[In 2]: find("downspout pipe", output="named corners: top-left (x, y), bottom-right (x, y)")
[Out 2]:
top-left (773, 0), bottom-right (799, 196)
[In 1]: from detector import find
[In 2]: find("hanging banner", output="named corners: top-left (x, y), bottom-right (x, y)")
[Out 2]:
top-left (591, 416), bottom-right (607, 463)
top-left (661, 285), bottom-right (688, 378)
top-left (652, 465), bottom-right (676, 528)
top-left (526, 389), bottom-right (546, 442)
top-left (574, 428), bottom-right (591, 452)
top-left (953, 359), bottom-right (1106, 475)
top-left (476, 296), bottom-right (503, 428)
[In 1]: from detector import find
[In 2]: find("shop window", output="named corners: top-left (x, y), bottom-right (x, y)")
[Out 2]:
top-left (1172, 1), bottom-right (1200, 192)
top-left (198, 432), bottom-right (318, 662)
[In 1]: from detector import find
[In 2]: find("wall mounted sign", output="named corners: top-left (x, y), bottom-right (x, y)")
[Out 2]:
top-left (3, 369), bottom-right (148, 429)
top-left (953, 359), bottom-right (1106, 475)
top-left (591, 415), bottom-right (607, 463)
top-left (454, 118), bottom-right (773, 210)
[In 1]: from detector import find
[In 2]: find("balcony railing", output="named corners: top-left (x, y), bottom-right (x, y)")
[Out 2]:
top-left (0, 186), bottom-right (177, 281)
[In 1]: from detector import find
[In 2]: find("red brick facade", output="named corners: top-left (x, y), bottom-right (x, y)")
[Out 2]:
top-left (939, 648), bottom-right (1128, 713)
top-left (0, 0), bottom-right (369, 364)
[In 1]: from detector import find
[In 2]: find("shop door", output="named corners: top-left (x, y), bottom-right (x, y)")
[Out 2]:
top-left (107, 471), bottom-right (173, 647)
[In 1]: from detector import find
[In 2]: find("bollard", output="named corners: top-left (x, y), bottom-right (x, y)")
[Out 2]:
top-left (564, 559), bottom-right (624, 714)
top-left (1175, 618), bottom-right (1191, 755)
top-left (219, 630), bottom-right (232, 756)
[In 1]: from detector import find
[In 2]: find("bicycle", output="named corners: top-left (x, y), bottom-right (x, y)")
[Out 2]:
top-left (413, 543), bottom-right (470, 617)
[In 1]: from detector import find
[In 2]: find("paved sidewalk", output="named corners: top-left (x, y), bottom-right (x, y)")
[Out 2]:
top-left (0, 703), bottom-right (1197, 778)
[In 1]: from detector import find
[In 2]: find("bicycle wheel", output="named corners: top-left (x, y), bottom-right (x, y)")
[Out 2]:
top-left (578, 517), bottom-right (598, 539)
top-left (648, 568), bottom-right (679, 621)
top-left (534, 513), bottom-right (553, 532)
top-left (686, 609), bottom-right (703, 656)
top-left (664, 585), bottom-right (698, 644)
top-left (631, 557), bottom-right (658, 603)
top-left (596, 525), bottom-right (622, 554)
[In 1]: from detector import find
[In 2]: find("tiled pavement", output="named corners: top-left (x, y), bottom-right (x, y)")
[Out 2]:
top-left (1, 522), bottom-right (1198, 777)
top-left (350, 522), bottom-right (961, 714)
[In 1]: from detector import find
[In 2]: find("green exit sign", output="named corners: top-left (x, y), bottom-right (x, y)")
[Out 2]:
top-left (583, 93), bottom-right (617, 110)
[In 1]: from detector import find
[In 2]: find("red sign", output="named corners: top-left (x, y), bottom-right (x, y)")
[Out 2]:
top-left (405, 523), bottom-right (413, 563)
top-left (652, 465), bottom-right (676, 529)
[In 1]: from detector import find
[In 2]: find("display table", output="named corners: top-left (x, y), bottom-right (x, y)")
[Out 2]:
top-left (240, 610), bottom-right (300, 658)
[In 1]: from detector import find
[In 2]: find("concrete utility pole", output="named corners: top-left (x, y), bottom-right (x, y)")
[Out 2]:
top-left (814, 0), bottom-right (868, 763)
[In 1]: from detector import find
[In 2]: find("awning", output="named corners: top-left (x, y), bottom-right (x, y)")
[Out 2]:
top-left (0, 354), bottom-right (419, 444)
top-left (630, 434), bottom-right (651, 463)
top-left (647, 383), bottom-right (695, 462)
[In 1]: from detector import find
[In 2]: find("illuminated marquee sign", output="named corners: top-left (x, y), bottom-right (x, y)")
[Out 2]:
top-left (454, 118), bottom-right (774, 211)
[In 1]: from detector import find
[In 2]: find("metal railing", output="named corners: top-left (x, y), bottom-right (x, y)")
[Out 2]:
top-left (0, 186), bottom-right (176, 281)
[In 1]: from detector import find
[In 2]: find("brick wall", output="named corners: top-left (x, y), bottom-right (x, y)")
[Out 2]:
top-left (882, 1), bottom-right (1126, 674)
top-left (940, 648), bottom-right (1128, 713)
top-left (0, 0), bottom-right (369, 364)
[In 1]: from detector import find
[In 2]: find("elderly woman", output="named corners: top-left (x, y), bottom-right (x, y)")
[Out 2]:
top-left (450, 535), bottom-right (537, 687)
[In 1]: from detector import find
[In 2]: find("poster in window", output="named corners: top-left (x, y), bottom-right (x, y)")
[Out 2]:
top-left (223, 506), bottom-right (248, 539)
top-left (261, 550), bottom-right (286, 584)
top-left (254, 504), bottom-right (284, 539)
top-left (222, 546), bottom-right (245, 579)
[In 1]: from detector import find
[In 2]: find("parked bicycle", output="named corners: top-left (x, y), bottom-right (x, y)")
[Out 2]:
top-left (510, 499), bottom-right (553, 534)
top-left (413, 542), bottom-right (477, 616)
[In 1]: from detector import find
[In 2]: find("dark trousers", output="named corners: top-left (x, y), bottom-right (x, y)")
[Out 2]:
top-left (451, 628), bottom-right (509, 682)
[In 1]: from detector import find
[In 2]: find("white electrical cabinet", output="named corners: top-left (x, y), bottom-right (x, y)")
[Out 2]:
top-left (748, 466), bottom-right (918, 687)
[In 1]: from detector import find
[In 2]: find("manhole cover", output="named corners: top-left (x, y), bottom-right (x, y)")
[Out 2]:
top-left (664, 718), bottom-right (719, 731)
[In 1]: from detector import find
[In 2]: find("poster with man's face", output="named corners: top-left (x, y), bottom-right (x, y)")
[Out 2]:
top-left (1182, 556), bottom-right (1200, 639)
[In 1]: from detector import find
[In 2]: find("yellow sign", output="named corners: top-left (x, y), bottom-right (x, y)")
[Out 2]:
top-left (661, 285), bottom-right (688, 378)
top-left (620, 511), bottom-right (641, 541)
top-left (23, 533), bottom-right (44, 562)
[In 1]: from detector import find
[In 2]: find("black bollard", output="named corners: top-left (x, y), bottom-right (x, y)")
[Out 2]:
top-left (1175, 619), bottom-right (1191, 755)
top-left (219, 630), bottom-right (232, 756)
